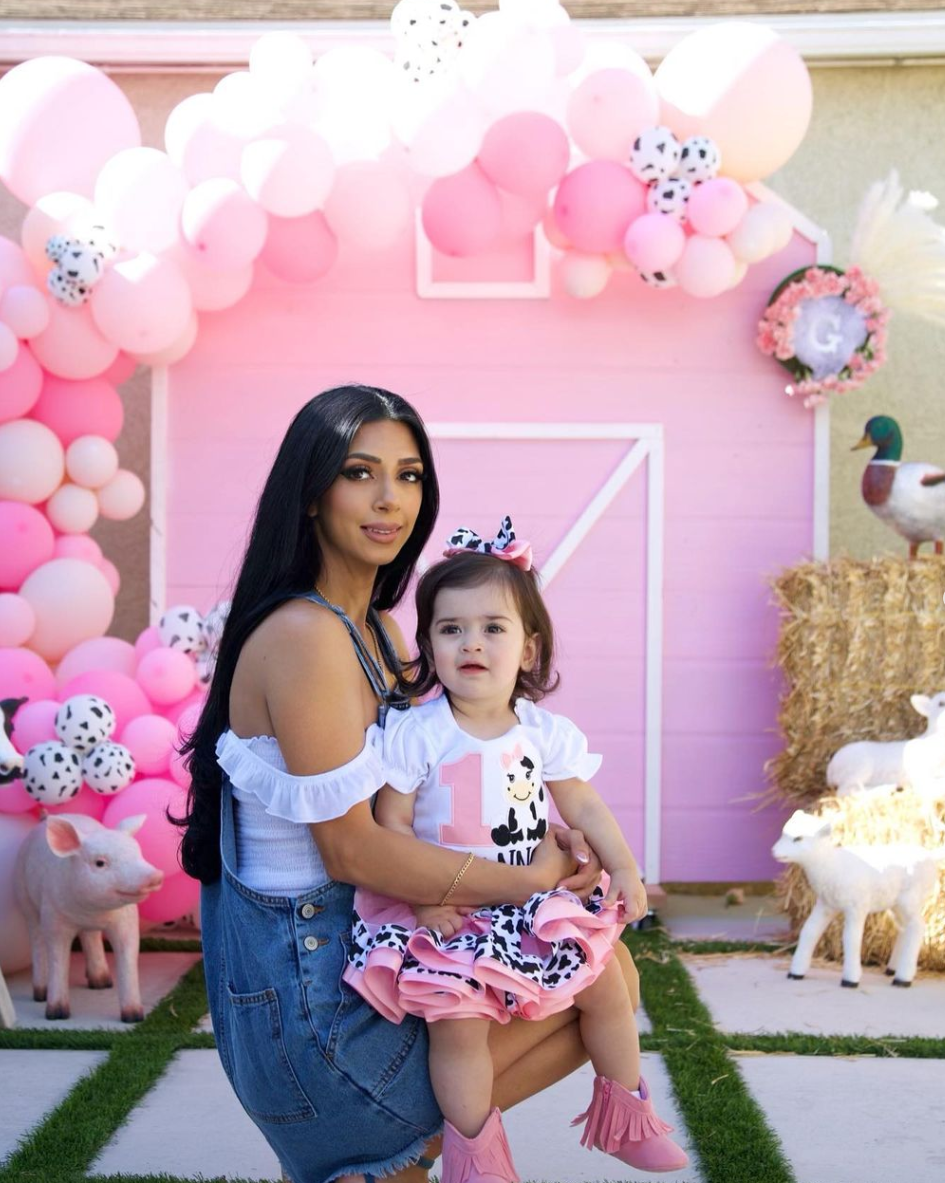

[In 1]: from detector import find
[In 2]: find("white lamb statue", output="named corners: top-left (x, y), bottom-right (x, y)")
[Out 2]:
top-left (826, 691), bottom-right (945, 798)
top-left (772, 809), bottom-right (945, 987)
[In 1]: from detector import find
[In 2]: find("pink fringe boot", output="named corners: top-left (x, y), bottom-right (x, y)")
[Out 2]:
top-left (572, 1075), bottom-right (689, 1173)
top-left (441, 1108), bottom-right (521, 1183)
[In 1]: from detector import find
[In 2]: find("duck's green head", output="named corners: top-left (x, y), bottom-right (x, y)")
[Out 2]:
top-left (853, 415), bottom-right (903, 461)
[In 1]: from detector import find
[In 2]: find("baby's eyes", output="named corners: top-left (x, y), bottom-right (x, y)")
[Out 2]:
top-left (438, 624), bottom-right (461, 634)
top-left (485, 623), bottom-right (505, 633)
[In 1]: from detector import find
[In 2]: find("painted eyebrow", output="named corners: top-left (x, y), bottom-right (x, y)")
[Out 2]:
top-left (345, 452), bottom-right (424, 465)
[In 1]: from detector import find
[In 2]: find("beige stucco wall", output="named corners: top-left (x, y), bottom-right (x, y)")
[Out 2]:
top-left (2, 61), bottom-right (944, 641)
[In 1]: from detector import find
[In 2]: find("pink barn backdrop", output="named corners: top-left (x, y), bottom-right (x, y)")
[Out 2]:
top-left (159, 209), bottom-right (820, 883)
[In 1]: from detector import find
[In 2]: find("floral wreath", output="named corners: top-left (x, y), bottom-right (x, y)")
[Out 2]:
top-left (756, 264), bottom-right (889, 408)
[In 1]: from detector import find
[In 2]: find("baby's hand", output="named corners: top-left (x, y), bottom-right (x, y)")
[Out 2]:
top-left (602, 868), bottom-right (648, 923)
top-left (414, 905), bottom-right (471, 938)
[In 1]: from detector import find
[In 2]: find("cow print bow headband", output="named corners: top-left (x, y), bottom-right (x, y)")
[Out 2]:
top-left (443, 515), bottom-right (533, 571)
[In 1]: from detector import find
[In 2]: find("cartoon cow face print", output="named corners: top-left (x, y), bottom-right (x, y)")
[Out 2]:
top-left (503, 744), bottom-right (537, 805)
top-left (491, 744), bottom-right (547, 851)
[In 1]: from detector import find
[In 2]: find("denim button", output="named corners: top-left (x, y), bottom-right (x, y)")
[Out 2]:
top-left (300, 903), bottom-right (316, 919)
top-left (303, 935), bottom-right (319, 951)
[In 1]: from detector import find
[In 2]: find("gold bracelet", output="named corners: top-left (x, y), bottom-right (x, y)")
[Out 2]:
top-left (439, 852), bottom-right (475, 907)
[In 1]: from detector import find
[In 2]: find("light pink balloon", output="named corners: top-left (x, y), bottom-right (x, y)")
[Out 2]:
top-left (0, 502), bottom-right (55, 590)
top-left (46, 484), bottom-right (99, 535)
top-left (0, 324), bottom-right (18, 373)
top-left (99, 559), bottom-right (121, 596)
top-left (135, 625), bottom-right (162, 664)
top-left (28, 300), bottom-right (118, 382)
top-left (19, 558), bottom-right (114, 663)
top-left (137, 648), bottom-right (197, 706)
top-left (422, 164), bottom-right (503, 257)
top-left (0, 593), bottom-right (36, 647)
top-left (324, 162), bottom-right (412, 251)
top-left (168, 744), bottom-right (191, 789)
top-left (686, 177), bottom-right (749, 238)
top-left (566, 66), bottom-right (660, 162)
top-left (655, 23), bottom-right (813, 183)
top-left (160, 688), bottom-right (206, 728)
top-left (497, 190), bottom-right (546, 243)
top-left (0, 420), bottom-right (65, 505)
top-left (0, 287), bottom-right (50, 341)
top-left (8, 698), bottom-right (58, 752)
top-left (164, 243), bottom-right (254, 314)
top-left (30, 374), bottom-right (123, 445)
top-left (261, 212), bottom-right (338, 284)
top-left (553, 161), bottom-right (647, 255)
top-left (53, 534), bottom-right (103, 565)
top-left (0, 646), bottom-right (56, 701)
top-left (91, 254), bottom-right (192, 355)
top-left (181, 179), bottom-right (268, 272)
top-left (58, 669), bottom-right (151, 734)
top-left (102, 776), bottom-right (187, 876)
top-left (100, 352), bottom-right (137, 386)
top-left (0, 344), bottom-right (43, 424)
top-left (65, 435), bottom-right (119, 490)
top-left (0, 236), bottom-right (38, 289)
top-left (478, 112), bottom-right (570, 198)
top-left (165, 92), bottom-right (245, 186)
top-left (241, 124), bottom-right (335, 218)
top-left (133, 312), bottom-right (198, 368)
top-left (56, 636), bottom-right (137, 685)
top-left (19, 192), bottom-right (95, 273)
top-left (0, 57), bottom-right (140, 205)
top-left (120, 714), bottom-right (177, 776)
top-left (623, 213), bottom-right (686, 273)
top-left (675, 234), bottom-right (738, 298)
top-left (44, 784), bottom-right (106, 820)
top-left (138, 869), bottom-right (199, 924)
top-left (97, 469), bottom-right (146, 521)
top-left (95, 147), bottom-right (188, 254)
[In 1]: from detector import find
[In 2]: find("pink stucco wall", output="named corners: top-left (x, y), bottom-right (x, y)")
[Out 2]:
top-left (164, 227), bottom-right (816, 882)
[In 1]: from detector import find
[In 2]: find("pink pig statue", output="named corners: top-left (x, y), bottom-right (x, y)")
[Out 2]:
top-left (13, 813), bottom-right (164, 1022)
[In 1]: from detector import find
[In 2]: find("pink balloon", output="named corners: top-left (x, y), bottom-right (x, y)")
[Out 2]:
top-left (0, 419), bottom-right (65, 505)
top-left (497, 190), bottom-right (546, 244)
top-left (138, 869), bottom-right (199, 924)
top-left (478, 113), bottom-right (570, 198)
top-left (422, 164), bottom-right (503, 257)
top-left (175, 701), bottom-right (204, 746)
top-left (97, 469), bottom-right (145, 522)
top-left (95, 147), bottom-right (188, 255)
top-left (58, 669), bottom-right (151, 734)
top-left (0, 237), bottom-right (37, 289)
top-left (46, 483), bottom-right (99, 535)
top-left (0, 57), bottom-right (140, 205)
top-left (100, 352), bottom-right (137, 386)
top-left (91, 254), bottom-right (192, 355)
top-left (261, 212), bottom-right (338, 284)
top-left (120, 714), bottom-right (177, 776)
top-left (675, 234), bottom-right (738, 298)
top-left (0, 345), bottom-right (43, 425)
top-left (553, 162), bottom-right (646, 255)
top-left (19, 558), bottom-right (114, 663)
top-left (686, 177), bottom-right (749, 238)
top-left (19, 191), bottom-right (94, 273)
top-left (99, 558), bottom-right (121, 596)
top-left (0, 647), bottom-right (56, 701)
top-left (323, 162), bottom-right (412, 251)
top-left (0, 594), bottom-right (36, 647)
top-left (133, 312), bottom-right (198, 369)
top-left (168, 745), bottom-right (191, 789)
top-left (623, 213), bottom-right (686, 273)
top-left (56, 636), bottom-right (137, 685)
top-left (656, 23), bottom-right (813, 183)
top-left (134, 625), bottom-right (162, 664)
top-left (30, 374), bottom-right (124, 445)
top-left (7, 698), bottom-right (58, 753)
top-left (165, 92), bottom-right (244, 186)
top-left (44, 784), bottom-right (106, 821)
top-left (0, 502), bottom-right (55, 590)
top-left (53, 534), bottom-right (103, 565)
top-left (0, 287), bottom-right (50, 341)
top-left (566, 66), bottom-right (660, 162)
top-left (181, 179), bottom-right (268, 273)
top-left (161, 687), bottom-right (206, 728)
top-left (0, 780), bottom-right (37, 816)
top-left (102, 776), bottom-right (187, 876)
top-left (241, 124), bottom-right (335, 218)
top-left (162, 242), bottom-right (253, 314)
top-left (0, 323), bottom-right (17, 373)
top-left (542, 206), bottom-right (571, 250)
top-left (137, 648), bottom-right (197, 706)
top-left (29, 300), bottom-right (118, 382)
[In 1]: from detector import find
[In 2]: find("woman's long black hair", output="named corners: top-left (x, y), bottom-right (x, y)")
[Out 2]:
top-left (173, 385), bottom-right (439, 884)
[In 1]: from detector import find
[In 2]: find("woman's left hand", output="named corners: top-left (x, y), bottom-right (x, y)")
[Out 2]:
top-left (551, 824), bottom-right (603, 899)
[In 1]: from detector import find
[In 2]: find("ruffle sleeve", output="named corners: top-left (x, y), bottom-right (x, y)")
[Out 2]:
top-left (515, 701), bottom-right (603, 782)
top-left (216, 729), bottom-right (385, 823)
top-left (375, 707), bottom-right (434, 794)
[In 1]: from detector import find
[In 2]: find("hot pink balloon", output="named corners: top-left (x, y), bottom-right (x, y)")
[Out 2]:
top-left (0, 502), bottom-right (55, 591)
top-left (0, 594), bottom-right (36, 647)
top-left (56, 636), bottom-right (137, 685)
top-left (28, 300), bottom-right (118, 382)
top-left (0, 287), bottom-right (49, 341)
top-left (478, 113), bottom-right (570, 198)
top-left (30, 374), bottom-right (124, 446)
top-left (0, 420), bottom-right (65, 506)
top-left (19, 558), bottom-right (114, 663)
top-left (0, 345), bottom-right (43, 425)
top-left (261, 212), bottom-right (338, 284)
top-left (91, 254), bottom-right (192, 355)
top-left (0, 780), bottom-right (36, 816)
top-left (687, 177), bottom-right (749, 238)
top-left (0, 57), bottom-right (140, 205)
top-left (0, 647), bottom-right (56, 701)
top-left (58, 669), bottom-right (151, 734)
top-left (181, 178), bottom-right (268, 273)
top-left (102, 777), bottom-right (187, 877)
top-left (675, 234), bottom-right (738, 299)
top-left (120, 714), bottom-right (177, 776)
top-left (53, 534), bottom-right (103, 565)
top-left (44, 785), bottom-right (106, 821)
top-left (138, 869), bottom-right (199, 924)
top-left (623, 213), bottom-right (686, 274)
top-left (134, 625), bottom-right (162, 664)
top-left (553, 162), bottom-right (646, 255)
top-left (137, 648), bottom-right (197, 707)
top-left (422, 164), bottom-right (503, 258)
top-left (566, 66), bottom-right (660, 162)
top-left (7, 698), bottom-right (58, 753)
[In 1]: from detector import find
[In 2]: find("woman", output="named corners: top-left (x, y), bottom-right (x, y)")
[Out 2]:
top-left (177, 385), bottom-right (640, 1183)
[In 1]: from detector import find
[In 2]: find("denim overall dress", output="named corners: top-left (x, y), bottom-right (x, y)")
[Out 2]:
top-left (200, 593), bottom-right (442, 1183)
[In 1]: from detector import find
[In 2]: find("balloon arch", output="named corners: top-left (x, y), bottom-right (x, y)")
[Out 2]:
top-left (0, 0), bottom-right (814, 929)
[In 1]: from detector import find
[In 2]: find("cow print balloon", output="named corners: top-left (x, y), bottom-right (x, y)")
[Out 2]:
top-left (159, 605), bottom-right (206, 657)
top-left (55, 695), bottom-right (116, 753)
top-left (677, 135), bottom-right (721, 184)
top-left (82, 742), bottom-right (136, 795)
top-left (22, 741), bottom-right (83, 804)
top-left (629, 126), bottom-right (682, 184)
top-left (645, 176), bottom-right (692, 222)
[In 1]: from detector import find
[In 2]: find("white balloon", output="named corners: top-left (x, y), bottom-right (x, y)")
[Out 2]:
top-left (560, 251), bottom-right (611, 299)
top-left (249, 32), bottom-right (313, 103)
top-left (94, 148), bottom-right (188, 254)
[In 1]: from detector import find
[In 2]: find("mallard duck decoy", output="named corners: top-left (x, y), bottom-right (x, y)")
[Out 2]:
top-left (854, 415), bottom-right (945, 557)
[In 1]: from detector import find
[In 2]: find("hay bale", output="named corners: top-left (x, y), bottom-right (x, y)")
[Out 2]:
top-left (769, 556), bottom-right (945, 970)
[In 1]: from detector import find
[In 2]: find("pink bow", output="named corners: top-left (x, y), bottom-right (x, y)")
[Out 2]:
top-left (501, 743), bottom-right (525, 770)
top-left (443, 515), bottom-right (534, 572)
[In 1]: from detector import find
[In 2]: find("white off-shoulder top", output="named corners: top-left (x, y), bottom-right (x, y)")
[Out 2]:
top-left (216, 729), bottom-right (386, 895)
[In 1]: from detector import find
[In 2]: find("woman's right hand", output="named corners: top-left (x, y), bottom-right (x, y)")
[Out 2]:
top-left (529, 827), bottom-right (579, 891)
